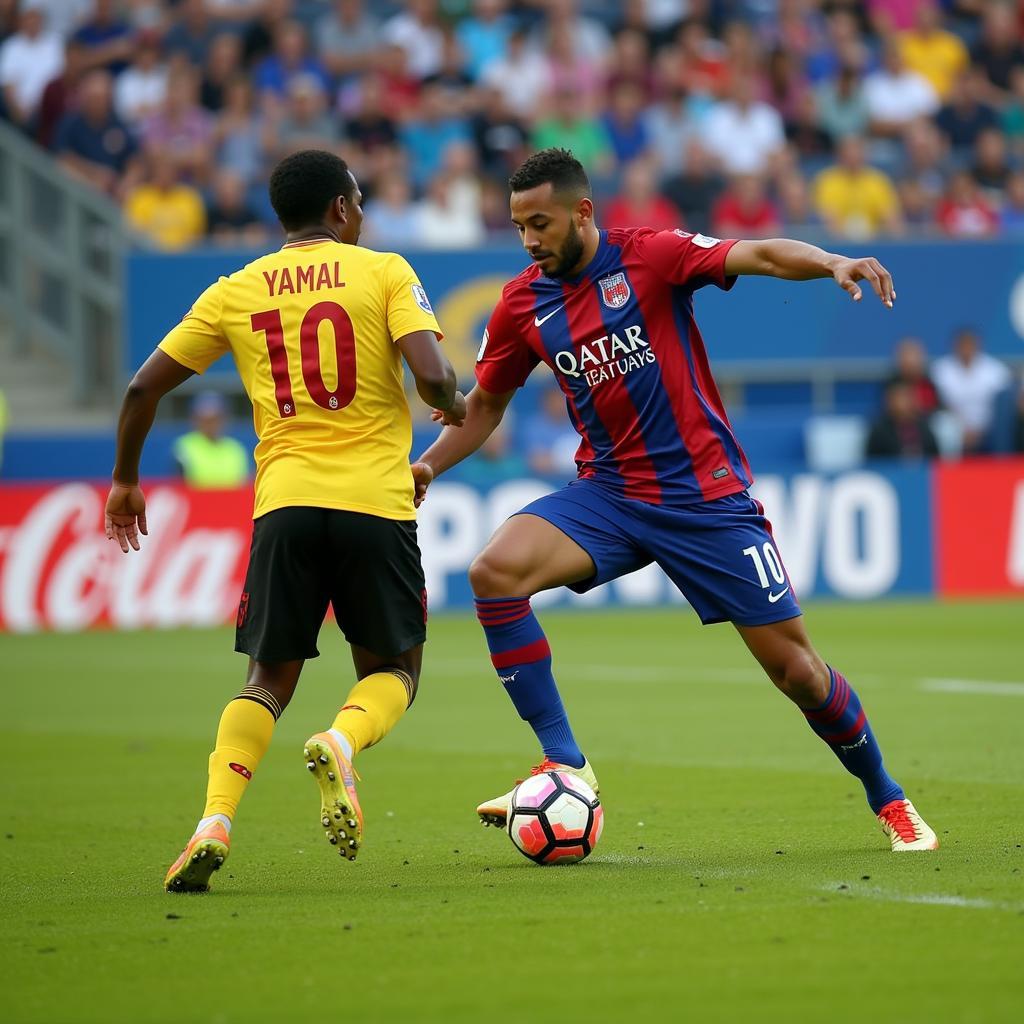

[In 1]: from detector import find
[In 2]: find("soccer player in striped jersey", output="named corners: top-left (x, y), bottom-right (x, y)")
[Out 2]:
top-left (413, 148), bottom-right (937, 852)
top-left (106, 150), bottom-right (465, 891)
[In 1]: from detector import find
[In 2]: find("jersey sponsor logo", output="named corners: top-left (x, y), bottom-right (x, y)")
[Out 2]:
top-left (229, 762), bottom-right (253, 780)
top-left (534, 306), bottom-right (562, 327)
top-left (673, 229), bottom-right (691, 238)
top-left (691, 233), bottom-right (721, 248)
top-left (599, 272), bottom-right (631, 309)
top-left (237, 592), bottom-right (249, 627)
top-left (476, 328), bottom-right (489, 362)
top-left (712, 467), bottom-right (730, 480)
top-left (412, 283), bottom-right (434, 313)
top-left (553, 324), bottom-right (655, 388)
top-left (767, 586), bottom-right (790, 603)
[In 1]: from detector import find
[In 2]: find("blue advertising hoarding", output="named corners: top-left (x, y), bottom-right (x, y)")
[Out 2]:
top-left (125, 239), bottom-right (1024, 381)
top-left (416, 466), bottom-right (933, 609)
top-left (0, 465), bottom-right (936, 635)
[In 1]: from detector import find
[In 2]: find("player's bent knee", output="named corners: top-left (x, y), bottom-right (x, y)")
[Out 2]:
top-left (469, 550), bottom-right (529, 598)
top-left (247, 658), bottom-right (303, 713)
top-left (772, 651), bottom-right (829, 705)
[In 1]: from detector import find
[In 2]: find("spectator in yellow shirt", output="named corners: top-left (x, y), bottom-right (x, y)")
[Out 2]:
top-left (813, 135), bottom-right (904, 238)
top-left (124, 148), bottom-right (206, 250)
top-left (899, 2), bottom-right (969, 102)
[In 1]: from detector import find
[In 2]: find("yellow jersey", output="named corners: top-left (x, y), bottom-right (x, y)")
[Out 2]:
top-left (125, 184), bottom-right (207, 251)
top-left (813, 166), bottom-right (900, 238)
top-left (899, 30), bottom-right (968, 101)
top-left (158, 239), bottom-right (442, 520)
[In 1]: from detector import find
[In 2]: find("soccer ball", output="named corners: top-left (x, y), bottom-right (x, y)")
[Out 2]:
top-left (507, 771), bottom-right (603, 865)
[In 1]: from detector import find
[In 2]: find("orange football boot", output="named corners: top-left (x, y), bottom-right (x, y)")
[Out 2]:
top-left (303, 732), bottom-right (364, 861)
top-left (164, 821), bottom-right (230, 893)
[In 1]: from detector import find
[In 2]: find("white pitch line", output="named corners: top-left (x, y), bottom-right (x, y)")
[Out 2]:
top-left (430, 659), bottom-right (765, 685)
top-left (920, 678), bottom-right (1024, 697)
top-left (435, 661), bottom-right (1024, 696)
top-left (827, 886), bottom-right (1023, 912)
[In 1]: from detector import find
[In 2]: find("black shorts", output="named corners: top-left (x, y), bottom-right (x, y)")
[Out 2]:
top-left (234, 506), bottom-right (427, 663)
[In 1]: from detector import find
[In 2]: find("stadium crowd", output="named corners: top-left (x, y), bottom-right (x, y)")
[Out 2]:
top-left (2, 0), bottom-right (1024, 250)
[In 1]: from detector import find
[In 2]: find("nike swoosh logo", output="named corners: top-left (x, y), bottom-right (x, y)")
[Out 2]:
top-left (768, 588), bottom-right (790, 603)
top-left (534, 307), bottom-right (562, 327)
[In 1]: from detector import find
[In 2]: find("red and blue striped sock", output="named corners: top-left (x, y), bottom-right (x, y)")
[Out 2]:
top-left (475, 597), bottom-right (584, 768)
top-left (802, 667), bottom-right (904, 813)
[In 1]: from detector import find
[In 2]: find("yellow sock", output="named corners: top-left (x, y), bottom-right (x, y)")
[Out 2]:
top-left (203, 692), bottom-right (279, 820)
top-left (331, 670), bottom-right (415, 758)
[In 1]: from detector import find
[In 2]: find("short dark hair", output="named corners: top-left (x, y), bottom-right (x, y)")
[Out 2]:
top-left (509, 148), bottom-right (591, 200)
top-left (269, 149), bottom-right (355, 231)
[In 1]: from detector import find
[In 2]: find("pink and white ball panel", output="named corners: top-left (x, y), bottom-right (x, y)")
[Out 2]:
top-left (544, 792), bottom-right (590, 840)
top-left (511, 813), bottom-right (550, 856)
top-left (514, 772), bottom-right (560, 808)
top-left (542, 842), bottom-right (588, 864)
top-left (506, 770), bottom-right (603, 865)
top-left (559, 772), bottom-right (598, 801)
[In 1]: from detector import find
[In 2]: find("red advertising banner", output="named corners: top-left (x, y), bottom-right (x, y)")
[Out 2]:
top-left (0, 482), bottom-right (253, 632)
top-left (3, 464), bottom-right (1018, 631)
top-left (934, 457), bottom-right (1024, 596)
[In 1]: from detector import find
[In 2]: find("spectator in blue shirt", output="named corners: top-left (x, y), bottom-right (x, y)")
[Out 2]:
top-left (164, 0), bottom-right (223, 68)
top-left (523, 386), bottom-right (580, 480)
top-left (460, 414), bottom-right (528, 489)
top-left (54, 69), bottom-right (138, 196)
top-left (399, 82), bottom-right (470, 189)
top-left (1000, 170), bottom-right (1024, 232)
top-left (316, 0), bottom-right (382, 82)
top-left (936, 68), bottom-right (999, 155)
top-left (72, 0), bottom-right (133, 76)
top-left (363, 170), bottom-right (422, 246)
top-left (456, 0), bottom-right (511, 81)
top-left (254, 20), bottom-right (331, 104)
top-left (602, 81), bottom-right (651, 168)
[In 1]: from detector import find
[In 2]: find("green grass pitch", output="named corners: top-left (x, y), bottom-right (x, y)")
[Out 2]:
top-left (3, 600), bottom-right (1023, 1023)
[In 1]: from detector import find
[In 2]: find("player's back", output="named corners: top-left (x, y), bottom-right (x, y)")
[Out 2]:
top-left (159, 239), bottom-right (441, 520)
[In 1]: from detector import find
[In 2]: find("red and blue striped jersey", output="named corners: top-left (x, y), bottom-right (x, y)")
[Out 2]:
top-left (475, 227), bottom-right (753, 505)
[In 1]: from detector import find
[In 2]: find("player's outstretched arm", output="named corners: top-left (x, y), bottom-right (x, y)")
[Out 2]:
top-left (106, 350), bottom-right (194, 553)
top-left (410, 384), bottom-right (515, 507)
top-left (396, 330), bottom-right (465, 424)
top-left (724, 238), bottom-right (895, 308)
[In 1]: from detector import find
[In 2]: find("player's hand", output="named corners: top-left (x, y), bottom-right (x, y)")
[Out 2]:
top-left (429, 391), bottom-right (467, 427)
top-left (831, 256), bottom-right (895, 308)
top-left (104, 482), bottom-right (148, 553)
top-left (410, 461), bottom-right (434, 508)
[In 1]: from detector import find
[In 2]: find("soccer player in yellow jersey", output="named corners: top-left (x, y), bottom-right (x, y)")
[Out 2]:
top-left (105, 150), bottom-right (466, 892)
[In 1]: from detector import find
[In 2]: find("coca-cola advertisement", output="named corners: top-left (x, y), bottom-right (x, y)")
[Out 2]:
top-left (5, 463), bottom-right (1012, 633)
top-left (0, 483), bottom-right (252, 633)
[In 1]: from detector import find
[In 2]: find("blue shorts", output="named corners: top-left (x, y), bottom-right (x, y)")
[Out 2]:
top-left (517, 479), bottom-right (801, 627)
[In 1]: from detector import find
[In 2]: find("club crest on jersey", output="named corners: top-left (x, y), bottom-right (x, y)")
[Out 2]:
top-left (599, 272), bottom-right (631, 309)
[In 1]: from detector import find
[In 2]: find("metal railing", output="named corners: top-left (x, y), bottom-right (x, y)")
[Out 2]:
top-left (0, 119), bottom-right (126, 404)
